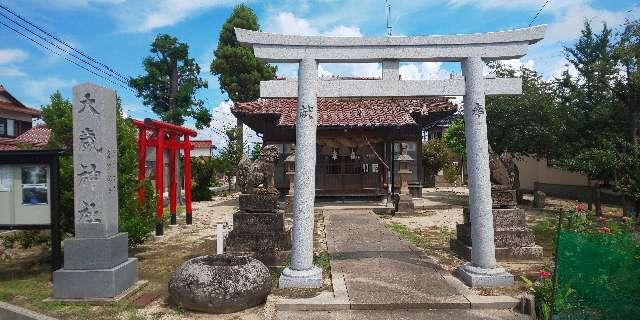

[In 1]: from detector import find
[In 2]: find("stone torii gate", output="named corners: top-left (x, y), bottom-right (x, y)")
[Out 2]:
top-left (235, 26), bottom-right (546, 288)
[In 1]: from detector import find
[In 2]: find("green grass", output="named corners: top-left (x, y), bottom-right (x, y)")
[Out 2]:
top-left (0, 254), bottom-right (141, 320)
top-left (530, 215), bottom-right (559, 256)
top-left (387, 222), bottom-right (431, 249)
top-left (314, 251), bottom-right (332, 273)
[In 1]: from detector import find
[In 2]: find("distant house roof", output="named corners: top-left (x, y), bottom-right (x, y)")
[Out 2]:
top-left (14, 125), bottom-right (51, 148)
top-left (232, 97), bottom-right (457, 132)
top-left (0, 125), bottom-right (51, 150)
top-left (0, 85), bottom-right (41, 117)
top-left (190, 140), bottom-right (214, 149)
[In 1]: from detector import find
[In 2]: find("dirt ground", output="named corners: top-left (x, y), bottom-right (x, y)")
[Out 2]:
top-left (386, 190), bottom-right (626, 298)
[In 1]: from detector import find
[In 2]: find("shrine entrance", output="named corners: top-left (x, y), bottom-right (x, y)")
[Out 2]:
top-left (316, 139), bottom-right (385, 196)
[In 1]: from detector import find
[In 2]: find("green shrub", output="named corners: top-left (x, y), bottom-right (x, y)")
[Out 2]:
top-left (443, 163), bottom-right (460, 184)
top-left (119, 180), bottom-right (156, 248)
top-left (191, 156), bottom-right (216, 201)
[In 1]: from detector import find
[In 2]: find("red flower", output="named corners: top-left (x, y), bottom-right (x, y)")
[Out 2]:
top-left (538, 271), bottom-right (552, 279)
top-left (600, 226), bottom-right (611, 233)
top-left (575, 203), bottom-right (588, 212)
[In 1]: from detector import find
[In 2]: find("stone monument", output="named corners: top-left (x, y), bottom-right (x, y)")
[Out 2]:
top-left (53, 83), bottom-right (138, 299)
top-left (226, 145), bottom-right (290, 265)
top-left (395, 143), bottom-right (415, 215)
top-left (452, 153), bottom-right (543, 263)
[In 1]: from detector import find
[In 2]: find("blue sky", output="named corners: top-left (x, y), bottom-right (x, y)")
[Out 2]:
top-left (0, 0), bottom-right (638, 146)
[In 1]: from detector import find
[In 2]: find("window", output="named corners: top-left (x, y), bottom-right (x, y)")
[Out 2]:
top-left (21, 166), bottom-right (48, 205)
top-left (0, 118), bottom-right (5, 136)
top-left (6, 119), bottom-right (15, 136)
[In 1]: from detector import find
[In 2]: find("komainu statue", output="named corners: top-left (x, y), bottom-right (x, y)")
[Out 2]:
top-left (236, 145), bottom-right (279, 194)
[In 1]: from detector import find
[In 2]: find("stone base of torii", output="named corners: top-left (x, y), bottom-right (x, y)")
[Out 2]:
top-left (234, 25), bottom-right (546, 288)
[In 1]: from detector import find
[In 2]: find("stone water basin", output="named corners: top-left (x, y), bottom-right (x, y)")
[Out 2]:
top-left (168, 255), bottom-right (271, 314)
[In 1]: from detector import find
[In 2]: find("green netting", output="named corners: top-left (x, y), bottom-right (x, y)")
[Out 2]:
top-left (554, 231), bottom-right (640, 320)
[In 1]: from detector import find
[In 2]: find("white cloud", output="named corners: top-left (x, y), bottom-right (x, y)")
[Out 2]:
top-left (22, 77), bottom-right (76, 106)
top-left (0, 66), bottom-right (26, 77)
top-left (0, 49), bottom-right (28, 64)
top-left (265, 11), bottom-right (363, 37)
top-left (110, 0), bottom-right (239, 33)
top-left (399, 62), bottom-right (454, 80)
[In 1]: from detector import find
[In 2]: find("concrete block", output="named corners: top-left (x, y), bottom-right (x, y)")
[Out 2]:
top-left (63, 233), bottom-right (128, 270)
top-left (53, 258), bottom-right (138, 299)
top-left (465, 294), bottom-right (520, 309)
top-left (456, 263), bottom-right (514, 288)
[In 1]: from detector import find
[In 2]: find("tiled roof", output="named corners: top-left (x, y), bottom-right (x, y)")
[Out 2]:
top-left (0, 85), bottom-right (41, 117)
top-left (190, 140), bottom-right (213, 149)
top-left (14, 125), bottom-right (51, 148)
top-left (0, 101), bottom-right (42, 116)
top-left (233, 97), bottom-right (456, 127)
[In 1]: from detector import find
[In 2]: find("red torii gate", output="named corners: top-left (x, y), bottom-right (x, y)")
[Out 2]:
top-left (133, 118), bottom-right (196, 237)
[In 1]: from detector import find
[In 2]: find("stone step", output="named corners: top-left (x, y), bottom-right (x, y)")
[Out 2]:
top-left (451, 239), bottom-right (543, 261)
top-left (463, 208), bottom-right (527, 229)
top-left (456, 224), bottom-right (537, 247)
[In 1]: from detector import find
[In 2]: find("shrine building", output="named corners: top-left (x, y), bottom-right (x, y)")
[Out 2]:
top-left (232, 95), bottom-right (457, 199)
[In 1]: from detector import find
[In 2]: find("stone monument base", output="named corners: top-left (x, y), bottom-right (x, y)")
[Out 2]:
top-left (278, 266), bottom-right (323, 288)
top-left (452, 207), bottom-right (542, 261)
top-left (239, 192), bottom-right (279, 212)
top-left (53, 258), bottom-right (138, 299)
top-left (226, 210), bottom-right (291, 265)
top-left (395, 194), bottom-right (415, 216)
top-left (456, 263), bottom-right (514, 287)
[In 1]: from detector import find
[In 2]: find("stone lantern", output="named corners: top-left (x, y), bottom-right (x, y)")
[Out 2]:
top-left (396, 143), bottom-right (413, 195)
top-left (284, 144), bottom-right (296, 213)
top-left (395, 143), bottom-right (414, 215)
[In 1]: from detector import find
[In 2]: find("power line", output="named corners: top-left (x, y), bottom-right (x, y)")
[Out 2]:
top-left (528, 0), bottom-right (551, 27)
top-left (0, 10), bottom-right (131, 89)
top-left (0, 20), bottom-right (131, 92)
top-left (0, 3), bottom-right (129, 83)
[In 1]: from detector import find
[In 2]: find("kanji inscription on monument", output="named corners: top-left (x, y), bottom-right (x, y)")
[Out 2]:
top-left (72, 83), bottom-right (118, 238)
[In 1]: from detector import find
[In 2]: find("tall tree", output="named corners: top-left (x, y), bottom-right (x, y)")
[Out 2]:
top-left (615, 19), bottom-right (640, 144)
top-left (556, 21), bottom-right (625, 215)
top-left (211, 4), bottom-right (277, 148)
top-left (130, 34), bottom-right (210, 129)
top-left (486, 63), bottom-right (562, 159)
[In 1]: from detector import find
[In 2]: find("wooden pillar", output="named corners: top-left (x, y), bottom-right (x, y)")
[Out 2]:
top-left (137, 128), bottom-right (147, 205)
top-left (184, 135), bottom-right (193, 225)
top-left (169, 134), bottom-right (177, 225)
top-left (155, 128), bottom-right (165, 236)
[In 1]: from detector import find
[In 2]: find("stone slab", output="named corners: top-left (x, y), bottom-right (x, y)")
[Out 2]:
top-left (456, 264), bottom-right (514, 288)
top-left (53, 258), bottom-right (138, 299)
top-left (63, 233), bottom-right (128, 270)
top-left (0, 301), bottom-right (59, 320)
top-left (279, 266), bottom-right (323, 289)
top-left (456, 224), bottom-right (537, 247)
top-left (491, 189), bottom-right (517, 208)
top-left (451, 239), bottom-right (543, 261)
top-left (463, 208), bottom-right (527, 228)
top-left (465, 294), bottom-right (520, 309)
top-left (276, 292), bottom-right (349, 311)
top-left (225, 232), bottom-right (290, 252)
top-left (230, 211), bottom-right (285, 234)
top-left (238, 193), bottom-right (279, 212)
top-left (46, 280), bottom-right (147, 305)
top-left (276, 309), bottom-right (529, 320)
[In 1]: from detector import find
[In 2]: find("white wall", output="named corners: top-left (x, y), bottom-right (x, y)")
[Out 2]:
top-left (516, 156), bottom-right (589, 191)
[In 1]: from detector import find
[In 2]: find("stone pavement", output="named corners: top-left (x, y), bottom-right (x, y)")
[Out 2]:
top-left (325, 209), bottom-right (468, 308)
top-left (277, 309), bottom-right (527, 320)
top-left (276, 209), bottom-right (526, 319)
